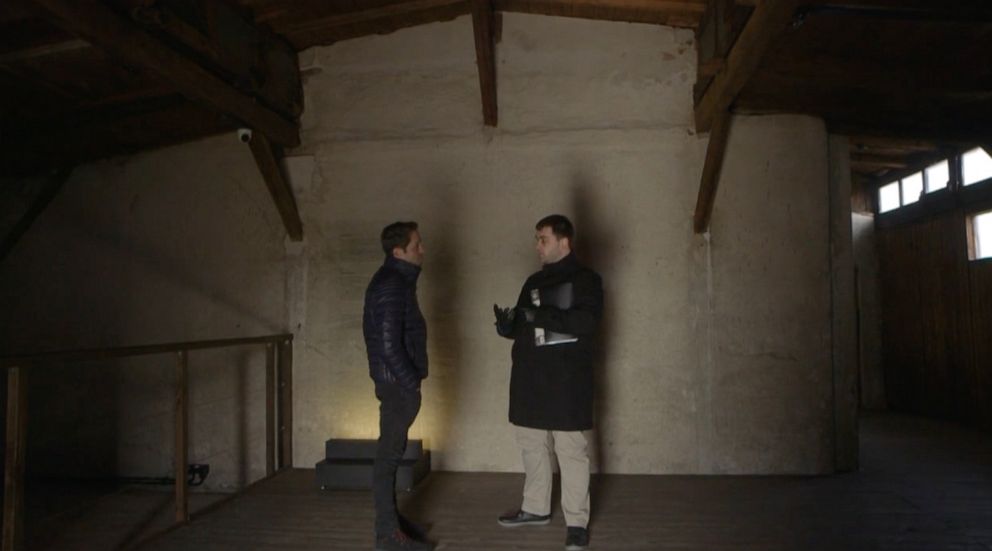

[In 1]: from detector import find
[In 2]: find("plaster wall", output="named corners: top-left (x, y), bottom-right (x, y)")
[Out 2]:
top-left (290, 14), bottom-right (840, 474)
top-left (0, 14), bottom-right (847, 481)
top-left (0, 138), bottom-right (288, 490)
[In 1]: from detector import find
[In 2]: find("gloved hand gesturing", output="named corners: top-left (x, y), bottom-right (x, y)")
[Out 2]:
top-left (493, 304), bottom-right (516, 337)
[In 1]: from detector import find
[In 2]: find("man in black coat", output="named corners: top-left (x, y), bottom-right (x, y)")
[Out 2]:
top-left (363, 221), bottom-right (433, 551)
top-left (494, 214), bottom-right (603, 551)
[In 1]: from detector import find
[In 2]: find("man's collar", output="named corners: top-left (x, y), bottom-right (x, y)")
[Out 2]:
top-left (384, 255), bottom-right (421, 279)
top-left (542, 251), bottom-right (576, 271)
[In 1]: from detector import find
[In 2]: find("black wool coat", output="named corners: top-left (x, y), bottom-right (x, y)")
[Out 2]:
top-left (504, 253), bottom-right (603, 431)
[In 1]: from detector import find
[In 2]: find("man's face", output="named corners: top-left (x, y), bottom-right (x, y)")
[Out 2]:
top-left (535, 226), bottom-right (569, 265)
top-left (393, 230), bottom-right (424, 266)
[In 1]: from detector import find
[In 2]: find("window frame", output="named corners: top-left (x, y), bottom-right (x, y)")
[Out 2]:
top-left (875, 148), bottom-right (992, 217)
top-left (961, 147), bottom-right (992, 188)
top-left (968, 208), bottom-right (992, 262)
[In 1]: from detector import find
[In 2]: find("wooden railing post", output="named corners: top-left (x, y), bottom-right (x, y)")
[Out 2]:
top-left (277, 338), bottom-right (293, 470)
top-left (264, 342), bottom-right (275, 477)
top-left (3, 367), bottom-right (28, 551)
top-left (174, 351), bottom-right (189, 523)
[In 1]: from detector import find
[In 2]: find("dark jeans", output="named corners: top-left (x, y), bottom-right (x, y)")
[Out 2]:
top-left (374, 382), bottom-right (422, 538)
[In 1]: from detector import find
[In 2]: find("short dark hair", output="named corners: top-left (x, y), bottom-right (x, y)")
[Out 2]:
top-left (381, 221), bottom-right (419, 255)
top-left (536, 214), bottom-right (574, 241)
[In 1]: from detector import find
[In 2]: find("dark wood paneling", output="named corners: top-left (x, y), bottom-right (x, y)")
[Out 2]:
top-left (969, 259), bottom-right (992, 426)
top-left (878, 209), bottom-right (992, 429)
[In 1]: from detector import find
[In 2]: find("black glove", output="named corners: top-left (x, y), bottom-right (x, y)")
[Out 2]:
top-left (494, 304), bottom-right (516, 337)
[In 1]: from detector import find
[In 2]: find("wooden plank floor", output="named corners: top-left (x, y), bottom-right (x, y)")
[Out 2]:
top-left (33, 412), bottom-right (992, 550)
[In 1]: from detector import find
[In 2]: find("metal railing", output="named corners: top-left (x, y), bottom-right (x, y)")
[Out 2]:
top-left (1, 333), bottom-right (294, 551)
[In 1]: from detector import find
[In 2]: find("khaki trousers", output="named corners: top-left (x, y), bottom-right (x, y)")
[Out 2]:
top-left (515, 425), bottom-right (591, 528)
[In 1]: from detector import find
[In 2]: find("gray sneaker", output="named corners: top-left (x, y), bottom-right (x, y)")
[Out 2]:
top-left (497, 509), bottom-right (551, 527)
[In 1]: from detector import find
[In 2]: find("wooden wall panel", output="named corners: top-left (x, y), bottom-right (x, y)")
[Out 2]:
top-left (969, 259), bottom-right (992, 428)
top-left (878, 209), bottom-right (992, 429)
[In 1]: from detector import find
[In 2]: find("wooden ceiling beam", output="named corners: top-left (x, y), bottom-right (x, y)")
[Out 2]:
top-left (848, 153), bottom-right (909, 170)
top-left (693, 0), bottom-right (750, 103)
top-left (29, 0), bottom-right (300, 147)
top-left (693, 112), bottom-right (732, 233)
top-left (848, 136), bottom-right (947, 152)
top-left (736, 78), bottom-right (992, 144)
top-left (0, 38), bottom-right (90, 64)
top-left (694, 0), bottom-right (801, 133)
top-left (471, 0), bottom-right (498, 127)
top-left (692, 0), bottom-right (798, 234)
top-left (256, 0), bottom-right (470, 48)
top-left (246, 132), bottom-right (303, 242)
top-left (130, 2), bottom-right (303, 120)
top-left (253, 0), bottom-right (467, 29)
top-left (494, 0), bottom-right (705, 27)
top-left (796, 1), bottom-right (992, 23)
top-left (836, 121), bottom-right (989, 146)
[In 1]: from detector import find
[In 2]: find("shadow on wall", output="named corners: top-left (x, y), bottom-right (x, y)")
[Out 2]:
top-left (569, 170), bottom-right (617, 475)
top-left (422, 179), bottom-right (465, 462)
top-left (32, 181), bottom-right (285, 344)
top-left (27, 361), bottom-right (120, 480)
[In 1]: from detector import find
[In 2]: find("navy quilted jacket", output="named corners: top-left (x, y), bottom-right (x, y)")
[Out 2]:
top-left (363, 256), bottom-right (428, 390)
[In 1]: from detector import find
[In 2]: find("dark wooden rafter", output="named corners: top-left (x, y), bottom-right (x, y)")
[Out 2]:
top-left (495, 0), bottom-right (706, 27)
top-left (129, 1), bottom-right (303, 120)
top-left (0, 37), bottom-right (89, 63)
top-left (250, 0), bottom-right (472, 49)
top-left (823, 111), bottom-right (992, 145)
top-left (693, 112), bottom-right (732, 233)
top-left (694, 0), bottom-right (801, 133)
top-left (28, 0), bottom-right (300, 147)
top-left (795, 0), bottom-right (992, 23)
top-left (850, 153), bottom-right (909, 171)
top-left (471, 0), bottom-right (498, 127)
top-left (694, 0), bottom-right (750, 104)
top-left (251, 0), bottom-right (464, 27)
top-left (692, 0), bottom-right (799, 234)
top-left (247, 132), bottom-right (304, 242)
top-left (0, 167), bottom-right (73, 264)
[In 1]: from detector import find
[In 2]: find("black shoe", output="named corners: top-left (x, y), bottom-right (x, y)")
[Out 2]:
top-left (497, 509), bottom-right (551, 527)
top-left (375, 528), bottom-right (435, 551)
top-left (398, 515), bottom-right (430, 542)
top-left (565, 526), bottom-right (589, 550)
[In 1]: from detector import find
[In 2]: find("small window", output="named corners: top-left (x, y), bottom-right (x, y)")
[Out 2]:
top-left (879, 182), bottom-right (900, 213)
top-left (901, 172), bottom-right (923, 204)
top-left (925, 160), bottom-right (949, 192)
top-left (974, 210), bottom-right (992, 260)
top-left (962, 147), bottom-right (992, 186)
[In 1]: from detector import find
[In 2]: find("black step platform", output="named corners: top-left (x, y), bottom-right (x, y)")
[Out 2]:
top-left (316, 439), bottom-right (430, 491)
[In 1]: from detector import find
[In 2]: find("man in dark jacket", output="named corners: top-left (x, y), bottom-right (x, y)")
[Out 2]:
top-left (493, 214), bottom-right (603, 551)
top-left (363, 221), bottom-right (433, 551)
